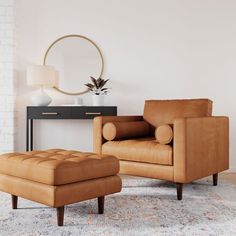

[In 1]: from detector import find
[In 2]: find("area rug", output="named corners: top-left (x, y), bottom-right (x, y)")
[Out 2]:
top-left (0, 176), bottom-right (236, 236)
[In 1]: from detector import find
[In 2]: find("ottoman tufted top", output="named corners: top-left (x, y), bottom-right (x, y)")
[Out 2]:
top-left (0, 149), bottom-right (119, 186)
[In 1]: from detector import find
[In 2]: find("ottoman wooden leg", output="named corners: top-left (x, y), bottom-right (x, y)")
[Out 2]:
top-left (57, 206), bottom-right (64, 226)
top-left (213, 173), bottom-right (218, 186)
top-left (176, 183), bottom-right (183, 200)
top-left (98, 196), bottom-right (104, 214)
top-left (11, 195), bottom-right (18, 209)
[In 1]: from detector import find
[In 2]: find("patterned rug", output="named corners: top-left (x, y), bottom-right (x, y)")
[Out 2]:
top-left (0, 176), bottom-right (236, 236)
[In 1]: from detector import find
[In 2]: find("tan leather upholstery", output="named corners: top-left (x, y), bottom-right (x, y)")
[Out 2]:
top-left (93, 99), bottom-right (229, 185)
top-left (0, 174), bottom-right (121, 207)
top-left (120, 160), bottom-right (174, 181)
top-left (102, 137), bottom-right (172, 165)
top-left (174, 116), bottom-right (229, 183)
top-left (94, 116), bottom-right (143, 154)
top-left (0, 149), bottom-right (119, 185)
top-left (155, 124), bottom-right (173, 144)
top-left (103, 121), bottom-right (150, 141)
top-left (143, 99), bottom-right (212, 127)
top-left (0, 150), bottom-right (121, 209)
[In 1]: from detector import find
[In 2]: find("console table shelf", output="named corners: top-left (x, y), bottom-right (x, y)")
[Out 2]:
top-left (26, 106), bottom-right (117, 151)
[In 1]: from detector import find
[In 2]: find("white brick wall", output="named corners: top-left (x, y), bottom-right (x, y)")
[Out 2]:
top-left (0, 0), bottom-right (15, 153)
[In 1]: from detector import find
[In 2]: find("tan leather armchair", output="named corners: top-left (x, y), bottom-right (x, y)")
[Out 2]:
top-left (93, 99), bottom-right (229, 200)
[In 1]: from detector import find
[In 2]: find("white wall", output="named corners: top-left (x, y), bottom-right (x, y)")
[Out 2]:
top-left (15, 0), bottom-right (236, 171)
top-left (0, 0), bottom-right (16, 153)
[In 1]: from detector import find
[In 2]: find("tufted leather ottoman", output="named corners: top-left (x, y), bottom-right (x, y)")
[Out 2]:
top-left (0, 149), bottom-right (121, 226)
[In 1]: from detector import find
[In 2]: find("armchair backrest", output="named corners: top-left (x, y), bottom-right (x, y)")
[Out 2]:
top-left (143, 99), bottom-right (212, 127)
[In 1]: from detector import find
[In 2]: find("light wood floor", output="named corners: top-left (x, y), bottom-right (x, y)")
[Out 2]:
top-left (207, 173), bottom-right (236, 185)
top-left (123, 173), bottom-right (236, 185)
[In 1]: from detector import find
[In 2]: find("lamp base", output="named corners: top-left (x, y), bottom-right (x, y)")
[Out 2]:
top-left (31, 88), bottom-right (52, 106)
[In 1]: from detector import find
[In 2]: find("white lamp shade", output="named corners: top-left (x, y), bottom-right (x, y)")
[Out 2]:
top-left (27, 65), bottom-right (56, 87)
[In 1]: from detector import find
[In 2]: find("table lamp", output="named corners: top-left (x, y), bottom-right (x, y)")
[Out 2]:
top-left (27, 65), bottom-right (56, 106)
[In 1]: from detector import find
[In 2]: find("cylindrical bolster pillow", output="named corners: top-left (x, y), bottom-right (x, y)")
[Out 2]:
top-left (155, 124), bottom-right (173, 144)
top-left (103, 121), bottom-right (150, 141)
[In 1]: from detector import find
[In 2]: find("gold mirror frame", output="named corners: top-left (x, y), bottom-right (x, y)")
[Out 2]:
top-left (43, 34), bottom-right (104, 96)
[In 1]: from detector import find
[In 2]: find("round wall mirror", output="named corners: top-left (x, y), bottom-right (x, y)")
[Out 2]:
top-left (43, 34), bottom-right (104, 95)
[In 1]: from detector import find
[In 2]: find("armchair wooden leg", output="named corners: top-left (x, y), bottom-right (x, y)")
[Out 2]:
top-left (213, 173), bottom-right (218, 186)
top-left (176, 183), bottom-right (183, 200)
top-left (98, 196), bottom-right (104, 214)
top-left (57, 206), bottom-right (64, 226)
top-left (11, 195), bottom-right (18, 209)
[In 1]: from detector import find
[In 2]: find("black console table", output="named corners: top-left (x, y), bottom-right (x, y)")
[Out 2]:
top-left (26, 106), bottom-right (117, 151)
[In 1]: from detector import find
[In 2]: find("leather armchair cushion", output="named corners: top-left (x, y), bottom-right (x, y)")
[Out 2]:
top-left (143, 99), bottom-right (212, 127)
top-left (155, 124), bottom-right (173, 144)
top-left (0, 149), bottom-right (119, 186)
top-left (102, 137), bottom-right (172, 165)
top-left (102, 121), bottom-right (150, 141)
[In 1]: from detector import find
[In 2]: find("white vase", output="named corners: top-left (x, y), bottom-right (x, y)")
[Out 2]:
top-left (92, 94), bottom-right (104, 106)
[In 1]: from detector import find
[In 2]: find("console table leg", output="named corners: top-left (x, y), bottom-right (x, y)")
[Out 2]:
top-left (30, 119), bottom-right (33, 151)
top-left (26, 118), bottom-right (29, 151)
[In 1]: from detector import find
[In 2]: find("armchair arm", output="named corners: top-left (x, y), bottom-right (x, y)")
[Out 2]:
top-left (174, 116), bottom-right (229, 183)
top-left (93, 115), bottom-right (143, 154)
